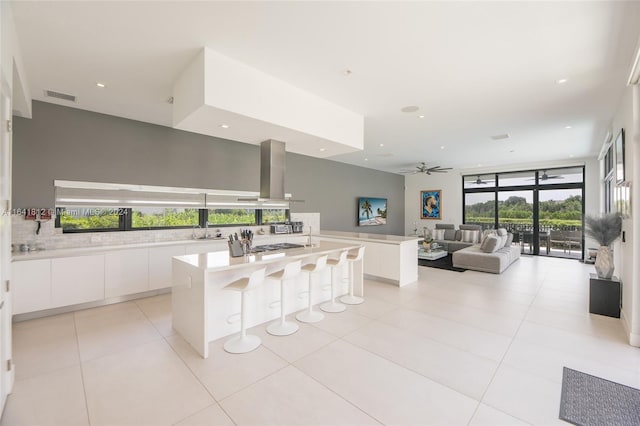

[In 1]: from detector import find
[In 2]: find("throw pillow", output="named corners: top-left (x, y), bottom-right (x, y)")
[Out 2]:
top-left (434, 229), bottom-right (446, 240)
top-left (505, 233), bottom-right (514, 247)
top-left (480, 230), bottom-right (496, 250)
top-left (497, 228), bottom-right (508, 236)
top-left (444, 229), bottom-right (456, 241)
top-left (454, 230), bottom-right (462, 241)
top-left (462, 229), bottom-right (480, 243)
top-left (481, 235), bottom-right (501, 253)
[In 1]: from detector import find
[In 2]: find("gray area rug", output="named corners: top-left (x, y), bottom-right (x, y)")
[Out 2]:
top-left (560, 367), bottom-right (640, 426)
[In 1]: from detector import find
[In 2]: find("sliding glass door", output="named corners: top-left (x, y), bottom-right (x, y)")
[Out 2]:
top-left (463, 166), bottom-right (584, 259)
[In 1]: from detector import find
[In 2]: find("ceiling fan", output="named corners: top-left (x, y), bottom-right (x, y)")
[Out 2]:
top-left (400, 162), bottom-right (452, 175)
top-left (527, 170), bottom-right (564, 181)
top-left (472, 175), bottom-right (491, 185)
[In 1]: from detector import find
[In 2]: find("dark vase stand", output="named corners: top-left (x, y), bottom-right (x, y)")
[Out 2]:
top-left (589, 273), bottom-right (621, 318)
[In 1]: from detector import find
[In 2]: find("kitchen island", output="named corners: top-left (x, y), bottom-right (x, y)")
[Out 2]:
top-left (318, 231), bottom-right (419, 286)
top-left (172, 241), bottom-right (362, 358)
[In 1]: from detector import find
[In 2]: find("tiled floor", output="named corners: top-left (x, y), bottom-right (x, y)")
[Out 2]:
top-left (3, 256), bottom-right (638, 425)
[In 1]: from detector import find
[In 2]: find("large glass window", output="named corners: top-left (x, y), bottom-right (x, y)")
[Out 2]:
top-left (131, 207), bottom-right (199, 228)
top-left (207, 209), bottom-right (257, 225)
top-left (463, 174), bottom-right (496, 189)
top-left (260, 209), bottom-right (288, 224)
top-left (57, 207), bottom-right (124, 232)
top-left (538, 167), bottom-right (583, 185)
top-left (464, 193), bottom-right (495, 227)
top-left (498, 171), bottom-right (535, 187)
top-left (463, 166), bottom-right (585, 258)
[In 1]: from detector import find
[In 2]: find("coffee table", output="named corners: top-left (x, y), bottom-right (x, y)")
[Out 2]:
top-left (418, 249), bottom-right (447, 261)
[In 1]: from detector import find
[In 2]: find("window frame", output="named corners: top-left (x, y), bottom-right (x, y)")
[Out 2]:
top-left (55, 207), bottom-right (291, 233)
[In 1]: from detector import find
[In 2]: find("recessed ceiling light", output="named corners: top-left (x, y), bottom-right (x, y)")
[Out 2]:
top-left (509, 149), bottom-right (515, 153)
top-left (319, 148), bottom-right (326, 152)
top-left (440, 146), bottom-right (445, 150)
top-left (364, 158), bottom-right (369, 162)
top-left (569, 154), bottom-right (575, 158)
top-left (343, 69), bottom-right (353, 76)
top-left (477, 164), bottom-right (483, 167)
top-left (379, 143), bottom-right (384, 147)
top-left (96, 82), bottom-right (106, 88)
top-left (219, 124), bottom-right (229, 129)
top-left (556, 78), bottom-right (568, 84)
top-left (490, 134), bottom-right (510, 141)
top-left (401, 106), bottom-right (419, 113)
top-left (565, 125), bottom-right (572, 129)
top-left (418, 115), bottom-right (425, 119)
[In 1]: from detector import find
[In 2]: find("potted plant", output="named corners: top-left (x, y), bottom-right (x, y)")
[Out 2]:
top-left (584, 213), bottom-right (622, 279)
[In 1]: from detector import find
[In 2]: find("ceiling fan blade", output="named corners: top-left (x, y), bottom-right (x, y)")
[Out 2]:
top-left (399, 170), bottom-right (418, 174)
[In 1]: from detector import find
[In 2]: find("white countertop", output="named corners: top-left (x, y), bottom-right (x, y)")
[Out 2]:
top-left (319, 230), bottom-right (420, 244)
top-left (11, 234), bottom-right (307, 261)
top-left (174, 241), bottom-right (360, 272)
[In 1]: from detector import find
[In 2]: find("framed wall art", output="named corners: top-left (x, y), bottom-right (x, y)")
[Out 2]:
top-left (358, 197), bottom-right (387, 226)
top-left (420, 190), bottom-right (441, 220)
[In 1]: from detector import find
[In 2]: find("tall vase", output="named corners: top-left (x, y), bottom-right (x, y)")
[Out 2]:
top-left (595, 245), bottom-right (615, 279)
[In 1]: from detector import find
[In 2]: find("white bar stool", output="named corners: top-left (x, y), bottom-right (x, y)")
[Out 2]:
top-left (320, 250), bottom-right (348, 313)
top-left (267, 260), bottom-right (302, 336)
top-left (223, 267), bottom-right (267, 354)
top-left (296, 254), bottom-right (328, 323)
top-left (340, 246), bottom-right (365, 305)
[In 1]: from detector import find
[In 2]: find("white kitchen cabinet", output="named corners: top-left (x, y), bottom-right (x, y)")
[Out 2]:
top-left (12, 259), bottom-right (52, 315)
top-left (148, 245), bottom-right (185, 290)
top-left (184, 241), bottom-right (226, 255)
top-left (51, 255), bottom-right (105, 308)
top-left (105, 248), bottom-right (149, 298)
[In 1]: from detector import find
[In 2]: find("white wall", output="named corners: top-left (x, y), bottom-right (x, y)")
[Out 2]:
top-left (405, 170), bottom-right (462, 236)
top-left (611, 84), bottom-right (639, 346)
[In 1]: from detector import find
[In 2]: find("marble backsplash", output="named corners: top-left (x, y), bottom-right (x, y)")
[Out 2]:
top-left (12, 212), bottom-right (320, 251)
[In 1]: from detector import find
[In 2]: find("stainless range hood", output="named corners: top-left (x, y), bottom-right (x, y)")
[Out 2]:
top-left (238, 139), bottom-right (303, 204)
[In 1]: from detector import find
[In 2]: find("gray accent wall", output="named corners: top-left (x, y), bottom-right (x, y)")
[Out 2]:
top-left (13, 101), bottom-right (405, 235)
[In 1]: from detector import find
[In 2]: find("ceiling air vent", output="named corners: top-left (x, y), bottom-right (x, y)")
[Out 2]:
top-left (490, 133), bottom-right (510, 141)
top-left (44, 90), bottom-right (77, 103)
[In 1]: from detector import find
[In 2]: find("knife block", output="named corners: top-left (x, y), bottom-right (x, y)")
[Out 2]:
top-left (228, 240), bottom-right (245, 257)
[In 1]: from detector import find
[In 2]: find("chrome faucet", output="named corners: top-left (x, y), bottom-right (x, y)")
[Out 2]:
top-left (192, 225), bottom-right (201, 239)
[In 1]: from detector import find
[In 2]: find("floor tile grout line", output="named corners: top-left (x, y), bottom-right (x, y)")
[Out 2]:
top-left (398, 303), bottom-right (523, 340)
top-left (286, 361), bottom-right (385, 425)
top-left (466, 269), bottom-right (550, 425)
top-left (160, 331), bottom-right (240, 426)
top-left (340, 325), bottom-right (488, 403)
top-left (72, 312), bottom-right (93, 426)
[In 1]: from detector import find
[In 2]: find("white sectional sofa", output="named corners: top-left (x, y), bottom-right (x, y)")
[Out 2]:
top-left (452, 244), bottom-right (521, 274)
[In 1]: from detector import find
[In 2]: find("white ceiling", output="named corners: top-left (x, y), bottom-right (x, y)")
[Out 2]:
top-left (10, 1), bottom-right (640, 174)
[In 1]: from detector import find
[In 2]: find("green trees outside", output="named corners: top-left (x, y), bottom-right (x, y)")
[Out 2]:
top-left (466, 195), bottom-right (583, 228)
top-left (59, 207), bottom-right (291, 231)
top-left (132, 209), bottom-right (199, 228)
top-left (207, 209), bottom-right (256, 225)
top-left (59, 210), bottom-right (120, 230)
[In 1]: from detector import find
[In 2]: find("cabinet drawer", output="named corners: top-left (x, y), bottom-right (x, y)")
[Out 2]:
top-left (12, 259), bottom-right (52, 314)
top-left (51, 255), bottom-right (104, 308)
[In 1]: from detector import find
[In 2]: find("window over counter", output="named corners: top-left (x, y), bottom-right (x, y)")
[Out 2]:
top-left (130, 208), bottom-right (200, 229)
top-left (206, 209), bottom-right (257, 226)
top-left (259, 209), bottom-right (289, 224)
top-left (53, 180), bottom-right (295, 233)
top-left (56, 207), bottom-right (126, 232)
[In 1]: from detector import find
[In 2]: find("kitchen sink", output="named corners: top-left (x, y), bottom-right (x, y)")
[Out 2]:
top-left (251, 243), bottom-right (305, 253)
